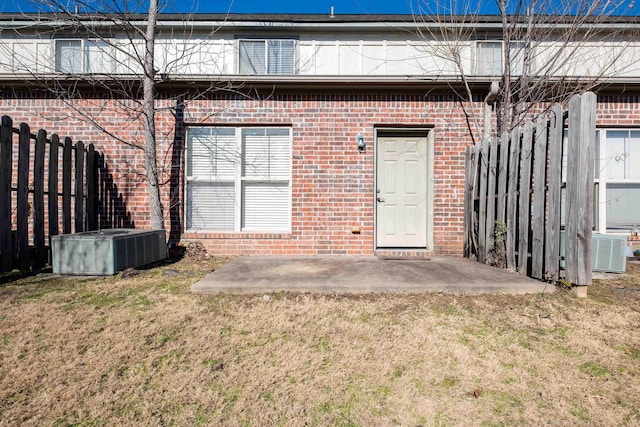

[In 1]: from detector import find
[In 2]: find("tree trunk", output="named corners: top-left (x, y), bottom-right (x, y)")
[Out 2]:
top-left (143, 0), bottom-right (164, 230)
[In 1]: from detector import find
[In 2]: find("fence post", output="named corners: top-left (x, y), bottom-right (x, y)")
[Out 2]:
top-left (17, 123), bottom-right (31, 272)
top-left (566, 93), bottom-right (595, 296)
top-left (75, 141), bottom-right (85, 233)
top-left (0, 116), bottom-right (12, 272)
top-left (33, 129), bottom-right (46, 269)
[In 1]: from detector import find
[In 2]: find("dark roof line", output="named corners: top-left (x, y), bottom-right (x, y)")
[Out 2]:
top-left (0, 12), bottom-right (638, 24)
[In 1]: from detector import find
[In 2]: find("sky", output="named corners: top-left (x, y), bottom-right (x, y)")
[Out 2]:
top-left (0, 0), bottom-right (493, 15)
top-left (1, 0), bottom-right (638, 15)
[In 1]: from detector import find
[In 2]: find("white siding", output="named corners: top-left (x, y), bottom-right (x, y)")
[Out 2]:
top-left (1, 28), bottom-right (640, 79)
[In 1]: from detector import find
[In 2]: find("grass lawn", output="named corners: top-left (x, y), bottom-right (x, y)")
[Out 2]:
top-left (1, 256), bottom-right (639, 426)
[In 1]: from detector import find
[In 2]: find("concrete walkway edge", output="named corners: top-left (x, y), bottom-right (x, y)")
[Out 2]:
top-left (192, 256), bottom-right (555, 295)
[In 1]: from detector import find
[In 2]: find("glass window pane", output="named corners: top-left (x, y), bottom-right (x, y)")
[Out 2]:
top-left (187, 182), bottom-right (235, 231)
top-left (56, 40), bottom-right (82, 73)
top-left (86, 40), bottom-right (113, 73)
top-left (606, 183), bottom-right (640, 231)
top-left (267, 39), bottom-right (295, 74)
top-left (242, 182), bottom-right (290, 231)
top-left (187, 128), bottom-right (237, 179)
top-left (242, 128), bottom-right (290, 179)
top-left (477, 41), bottom-right (502, 75)
top-left (605, 130), bottom-right (627, 179)
top-left (239, 40), bottom-right (265, 74)
top-left (628, 131), bottom-right (640, 180)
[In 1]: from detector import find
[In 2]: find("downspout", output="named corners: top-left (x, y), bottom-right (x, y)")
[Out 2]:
top-left (483, 81), bottom-right (500, 142)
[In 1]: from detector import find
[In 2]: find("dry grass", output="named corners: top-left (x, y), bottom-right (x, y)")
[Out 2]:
top-left (1, 257), bottom-right (639, 427)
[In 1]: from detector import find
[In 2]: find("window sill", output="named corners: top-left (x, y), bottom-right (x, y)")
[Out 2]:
top-left (183, 231), bottom-right (292, 240)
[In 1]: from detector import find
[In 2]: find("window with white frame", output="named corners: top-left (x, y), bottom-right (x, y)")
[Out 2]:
top-left (599, 129), bottom-right (640, 231)
top-left (477, 41), bottom-right (502, 75)
top-left (186, 127), bottom-right (291, 232)
top-left (238, 39), bottom-right (296, 74)
top-left (55, 39), bottom-right (114, 73)
top-left (562, 129), bottom-right (640, 232)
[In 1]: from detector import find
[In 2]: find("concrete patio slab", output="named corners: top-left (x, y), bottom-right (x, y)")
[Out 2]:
top-left (192, 256), bottom-right (555, 295)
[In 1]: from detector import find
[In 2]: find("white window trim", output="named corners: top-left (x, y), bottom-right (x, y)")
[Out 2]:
top-left (185, 126), bottom-right (292, 233)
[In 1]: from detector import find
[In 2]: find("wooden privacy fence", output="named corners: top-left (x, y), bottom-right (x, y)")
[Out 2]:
top-left (464, 92), bottom-right (596, 288)
top-left (0, 115), bottom-right (134, 273)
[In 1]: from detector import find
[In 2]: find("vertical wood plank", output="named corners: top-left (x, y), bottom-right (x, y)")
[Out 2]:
top-left (478, 141), bottom-right (489, 264)
top-left (0, 116), bottom-right (13, 272)
top-left (464, 146), bottom-right (472, 258)
top-left (470, 144), bottom-right (481, 258)
top-left (485, 137), bottom-right (498, 262)
top-left (75, 141), bottom-right (85, 233)
top-left (17, 123), bottom-right (31, 272)
top-left (497, 131), bottom-right (509, 224)
top-left (33, 129), bottom-right (46, 269)
top-left (531, 117), bottom-right (549, 279)
top-left (48, 134), bottom-right (60, 239)
top-left (546, 105), bottom-right (564, 281)
top-left (576, 92), bottom-right (596, 286)
top-left (517, 121), bottom-right (534, 275)
top-left (86, 144), bottom-right (97, 231)
top-left (506, 127), bottom-right (521, 270)
top-left (565, 96), bottom-right (580, 285)
top-left (62, 137), bottom-right (72, 234)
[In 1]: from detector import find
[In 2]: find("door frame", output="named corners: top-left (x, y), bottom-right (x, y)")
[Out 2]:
top-left (374, 127), bottom-right (434, 250)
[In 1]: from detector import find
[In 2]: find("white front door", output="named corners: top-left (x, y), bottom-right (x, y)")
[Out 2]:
top-left (376, 134), bottom-right (428, 248)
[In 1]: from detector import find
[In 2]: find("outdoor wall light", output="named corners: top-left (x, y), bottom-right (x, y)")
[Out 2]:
top-left (357, 133), bottom-right (366, 152)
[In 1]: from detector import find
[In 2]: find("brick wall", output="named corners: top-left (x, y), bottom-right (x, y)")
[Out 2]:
top-left (181, 91), bottom-right (473, 256)
top-left (2, 90), bottom-right (638, 257)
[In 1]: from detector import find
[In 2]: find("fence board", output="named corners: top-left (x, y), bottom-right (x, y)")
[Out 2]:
top-left (486, 137), bottom-right (498, 262)
top-left (48, 134), bottom-right (60, 240)
top-left (506, 127), bottom-right (521, 270)
top-left (464, 93), bottom-right (594, 290)
top-left (62, 137), bottom-right (72, 234)
top-left (497, 131), bottom-right (509, 224)
top-left (86, 144), bottom-right (97, 230)
top-left (75, 141), bottom-right (85, 233)
top-left (531, 117), bottom-right (548, 279)
top-left (517, 121), bottom-right (534, 274)
top-left (0, 116), bottom-right (12, 272)
top-left (17, 123), bottom-right (31, 272)
top-left (545, 105), bottom-right (564, 281)
top-left (33, 129), bottom-right (46, 269)
top-left (464, 146), bottom-right (472, 257)
top-left (478, 141), bottom-right (489, 263)
top-left (0, 114), bottom-right (106, 272)
top-left (576, 92), bottom-right (596, 286)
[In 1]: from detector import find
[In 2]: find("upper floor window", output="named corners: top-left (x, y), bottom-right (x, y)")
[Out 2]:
top-left (477, 41), bottom-right (502, 75)
top-left (55, 39), bottom-right (114, 74)
top-left (238, 39), bottom-right (296, 74)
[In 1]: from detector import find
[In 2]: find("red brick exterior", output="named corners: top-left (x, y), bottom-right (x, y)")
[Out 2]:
top-left (1, 90), bottom-right (639, 256)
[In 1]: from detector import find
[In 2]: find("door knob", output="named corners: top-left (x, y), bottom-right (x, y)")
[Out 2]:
top-left (377, 197), bottom-right (385, 202)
